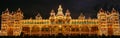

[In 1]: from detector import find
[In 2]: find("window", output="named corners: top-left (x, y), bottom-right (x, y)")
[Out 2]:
top-left (41, 28), bottom-right (49, 31)
top-left (101, 19), bottom-right (106, 21)
top-left (2, 20), bottom-right (6, 21)
top-left (71, 28), bottom-right (75, 31)
top-left (115, 19), bottom-right (118, 21)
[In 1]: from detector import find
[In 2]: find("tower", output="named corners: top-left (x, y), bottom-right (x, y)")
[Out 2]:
top-left (106, 10), bottom-right (113, 36)
top-left (35, 13), bottom-right (42, 20)
top-left (1, 8), bottom-right (10, 36)
top-left (65, 9), bottom-right (71, 23)
top-left (12, 8), bottom-right (23, 36)
top-left (97, 8), bottom-right (108, 36)
top-left (110, 8), bottom-right (120, 35)
top-left (78, 13), bottom-right (85, 19)
top-left (55, 5), bottom-right (65, 24)
top-left (49, 9), bottom-right (56, 24)
top-left (56, 5), bottom-right (64, 16)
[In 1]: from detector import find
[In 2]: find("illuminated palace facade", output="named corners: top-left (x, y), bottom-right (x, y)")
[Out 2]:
top-left (0, 5), bottom-right (120, 36)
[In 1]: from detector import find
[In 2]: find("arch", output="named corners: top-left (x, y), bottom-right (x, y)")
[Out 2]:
top-left (81, 26), bottom-right (89, 32)
top-left (31, 25), bottom-right (40, 32)
top-left (91, 26), bottom-right (99, 32)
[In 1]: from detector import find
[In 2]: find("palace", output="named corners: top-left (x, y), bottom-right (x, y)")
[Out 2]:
top-left (0, 5), bottom-right (120, 36)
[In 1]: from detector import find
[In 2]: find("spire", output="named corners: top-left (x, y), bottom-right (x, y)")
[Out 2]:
top-left (50, 9), bottom-right (55, 16)
top-left (16, 8), bottom-right (23, 15)
top-left (17, 8), bottom-right (22, 13)
top-left (65, 9), bottom-right (70, 16)
top-left (80, 13), bottom-right (84, 17)
top-left (5, 8), bottom-right (9, 13)
top-left (78, 13), bottom-right (85, 19)
top-left (66, 9), bottom-right (70, 13)
top-left (99, 8), bottom-right (104, 13)
top-left (11, 11), bottom-right (14, 15)
top-left (111, 8), bottom-right (116, 13)
top-left (58, 5), bottom-right (62, 9)
top-left (4, 8), bottom-right (10, 15)
top-left (37, 13), bottom-right (40, 16)
top-left (56, 5), bottom-right (64, 16)
top-left (51, 9), bottom-right (55, 13)
top-left (106, 11), bottom-right (110, 15)
top-left (17, 8), bottom-right (21, 11)
top-left (5, 8), bottom-right (9, 11)
top-left (36, 13), bottom-right (42, 20)
top-left (36, 13), bottom-right (41, 17)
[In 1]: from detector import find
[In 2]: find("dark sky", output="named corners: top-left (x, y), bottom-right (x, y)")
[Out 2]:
top-left (0, 0), bottom-right (120, 19)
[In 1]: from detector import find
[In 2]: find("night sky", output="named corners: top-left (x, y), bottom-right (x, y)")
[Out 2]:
top-left (0, 0), bottom-right (120, 19)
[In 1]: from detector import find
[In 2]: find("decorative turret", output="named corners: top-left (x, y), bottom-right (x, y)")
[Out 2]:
top-left (65, 9), bottom-right (71, 23)
top-left (56, 5), bottom-right (64, 16)
top-left (17, 8), bottom-right (21, 12)
top-left (49, 9), bottom-right (56, 19)
top-left (78, 13), bottom-right (85, 19)
top-left (50, 9), bottom-right (55, 16)
top-left (1, 8), bottom-right (10, 20)
top-left (5, 8), bottom-right (9, 12)
top-left (65, 9), bottom-right (71, 19)
top-left (14, 8), bottom-right (23, 20)
top-left (99, 8), bottom-right (104, 13)
top-left (16, 8), bottom-right (22, 13)
top-left (35, 13), bottom-right (42, 20)
top-left (97, 8), bottom-right (106, 19)
top-left (11, 11), bottom-right (14, 15)
top-left (65, 9), bottom-right (70, 16)
top-left (111, 8), bottom-right (117, 13)
top-left (106, 11), bottom-right (110, 15)
top-left (4, 8), bottom-right (10, 15)
top-left (1, 8), bottom-right (10, 22)
top-left (49, 9), bottom-right (56, 24)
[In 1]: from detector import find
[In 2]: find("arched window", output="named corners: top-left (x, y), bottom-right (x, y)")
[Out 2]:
top-left (81, 26), bottom-right (89, 32)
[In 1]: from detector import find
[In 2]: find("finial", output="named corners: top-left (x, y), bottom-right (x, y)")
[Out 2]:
top-left (51, 9), bottom-right (55, 13)
top-left (5, 8), bottom-right (9, 11)
top-left (100, 8), bottom-right (103, 10)
top-left (80, 13), bottom-right (83, 15)
top-left (36, 13), bottom-right (42, 20)
top-left (79, 13), bottom-right (85, 19)
top-left (58, 5), bottom-right (62, 10)
top-left (11, 11), bottom-right (14, 15)
top-left (59, 5), bottom-right (62, 8)
top-left (17, 8), bottom-right (21, 11)
top-left (112, 8), bottom-right (115, 10)
top-left (112, 8), bottom-right (116, 13)
top-left (106, 11), bottom-right (110, 15)
top-left (80, 13), bottom-right (85, 17)
top-left (99, 8), bottom-right (104, 12)
top-left (36, 13), bottom-right (41, 16)
top-left (57, 4), bottom-right (64, 16)
top-left (66, 9), bottom-right (70, 13)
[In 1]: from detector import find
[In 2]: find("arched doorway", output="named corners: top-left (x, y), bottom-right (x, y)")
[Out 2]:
top-left (7, 28), bottom-right (13, 36)
top-left (91, 26), bottom-right (98, 32)
top-left (81, 26), bottom-right (89, 32)
top-left (22, 27), bottom-right (30, 33)
top-left (108, 26), bottom-right (113, 35)
top-left (32, 26), bottom-right (40, 32)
